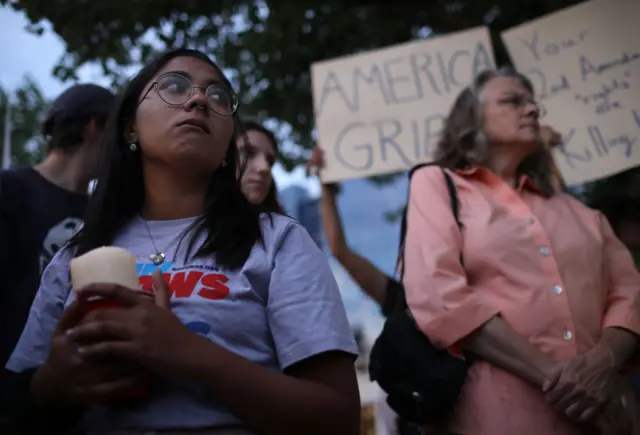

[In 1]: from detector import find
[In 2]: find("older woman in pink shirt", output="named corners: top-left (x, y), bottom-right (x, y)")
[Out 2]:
top-left (403, 67), bottom-right (640, 435)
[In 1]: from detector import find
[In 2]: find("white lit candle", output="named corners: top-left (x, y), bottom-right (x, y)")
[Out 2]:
top-left (70, 246), bottom-right (140, 292)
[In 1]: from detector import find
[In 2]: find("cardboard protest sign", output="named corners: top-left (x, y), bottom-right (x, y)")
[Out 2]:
top-left (311, 27), bottom-right (495, 182)
top-left (502, 0), bottom-right (640, 185)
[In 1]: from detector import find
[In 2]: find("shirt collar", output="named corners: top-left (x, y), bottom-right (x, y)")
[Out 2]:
top-left (454, 166), bottom-right (541, 194)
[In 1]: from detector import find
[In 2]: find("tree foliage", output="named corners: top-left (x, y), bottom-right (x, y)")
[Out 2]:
top-left (2, 0), bottom-right (585, 169)
top-left (4, 0), bottom-right (638, 237)
top-left (0, 77), bottom-right (49, 167)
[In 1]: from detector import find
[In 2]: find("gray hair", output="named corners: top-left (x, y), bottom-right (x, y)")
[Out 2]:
top-left (434, 67), bottom-right (555, 197)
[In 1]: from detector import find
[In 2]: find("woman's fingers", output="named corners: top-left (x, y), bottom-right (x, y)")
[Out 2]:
top-left (152, 270), bottom-right (171, 309)
top-left (564, 400), bottom-right (597, 422)
top-left (577, 403), bottom-right (605, 423)
top-left (76, 339), bottom-right (137, 360)
top-left (55, 300), bottom-right (86, 333)
top-left (542, 363), bottom-right (563, 393)
top-left (306, 147), bottom-right (326, 176)
top-left (77, 375), bottom-right (146, 404)
top-left (67, 320), bottom-right (133, 345)
top-left (76, 283), bottom-right (144, 307)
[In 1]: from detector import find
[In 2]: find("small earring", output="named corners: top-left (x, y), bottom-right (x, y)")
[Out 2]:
top-left (221, 159), bottom-right (227, 167)
top-left (129, 143), bottom-right (138, 152)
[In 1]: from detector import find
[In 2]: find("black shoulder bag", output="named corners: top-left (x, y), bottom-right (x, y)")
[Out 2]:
top-left (368, 163), bottom-right (473, 426)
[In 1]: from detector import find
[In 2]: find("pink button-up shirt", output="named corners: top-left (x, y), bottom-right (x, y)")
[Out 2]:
top-left (402, 165), bottom-right (640, 435)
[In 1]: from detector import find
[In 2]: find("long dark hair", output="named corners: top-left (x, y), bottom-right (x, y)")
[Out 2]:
top-left (435, 67), bottom-right (555, 197)
top-left (70, 48), bottom-right (262, 270)
top-left (240, 119), bottom-right (286, 214)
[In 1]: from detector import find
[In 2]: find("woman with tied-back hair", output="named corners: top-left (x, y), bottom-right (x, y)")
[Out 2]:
top-left (402, 67), bottom-right (640, 435)
top-left (237, 119), bottom-right (285, 214)
top-left (5, 48), bottom-right (360, 435)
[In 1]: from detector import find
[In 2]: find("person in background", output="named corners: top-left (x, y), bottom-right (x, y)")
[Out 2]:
top-left (6, 48), bottom-right (359, 435)
top-left (306, 122), bottom-right (566, 319)
top-left (237, 119), bottom-right (285, 213)
top-left (306, 125), bottom-right (567, 435)
top-left (307, 148), bottom-right (420, 435)
top-left (403, 67), bottom-right (639, 435)
top-left (588, 170), bottom-right (640, 409)
top-left (306, 148), bottom-right (400, 316)
top-left (588, 168), bottom-right (640, 266)
top-left (0, 84), bottom-right (114, 422)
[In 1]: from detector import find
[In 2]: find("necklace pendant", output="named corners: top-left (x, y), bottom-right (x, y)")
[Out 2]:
top-left (150, 252), bottom-right (166, 265)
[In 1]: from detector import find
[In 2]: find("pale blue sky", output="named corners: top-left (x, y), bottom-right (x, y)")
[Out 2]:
top-left (0, 5), bottom-right (316, 193)
top-left (0, 8), bottom-right (110, 96)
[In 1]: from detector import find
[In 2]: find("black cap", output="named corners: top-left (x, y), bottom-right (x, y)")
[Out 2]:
top-left (42, 84), bottom-right (116, 136)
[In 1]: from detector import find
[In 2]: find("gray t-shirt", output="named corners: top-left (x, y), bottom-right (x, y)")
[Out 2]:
top-left (7, 214), bottom-right (358, 431)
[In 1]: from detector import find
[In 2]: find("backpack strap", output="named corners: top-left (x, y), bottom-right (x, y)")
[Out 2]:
top-left (397, 164), bottom-right (462, 280)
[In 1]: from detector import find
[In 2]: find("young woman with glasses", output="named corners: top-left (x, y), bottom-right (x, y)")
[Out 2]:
top-left (6, 49), bottom-right (360, 435)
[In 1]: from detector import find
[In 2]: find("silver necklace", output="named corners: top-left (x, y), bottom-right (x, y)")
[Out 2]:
top-left (142, 219), bottom-right (180, 265)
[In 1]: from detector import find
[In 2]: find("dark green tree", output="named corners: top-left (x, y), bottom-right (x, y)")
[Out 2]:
top-left (1, 0), bottom-right (584, 170)
top-left (0, 76), bottom-right (49, 167)
top-left (8, 0), bottom-right (638, 234)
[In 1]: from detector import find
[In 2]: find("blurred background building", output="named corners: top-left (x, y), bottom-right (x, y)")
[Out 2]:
top-left (279, 176), bottom-right (409, 435)
top-left (279, 175), bottom-right (408, 359)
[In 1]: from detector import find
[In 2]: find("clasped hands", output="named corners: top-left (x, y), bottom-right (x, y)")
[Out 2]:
top-left (542, 346), bottom-right (635, 434)
top-left (39, 270), bottom-right (198, 405)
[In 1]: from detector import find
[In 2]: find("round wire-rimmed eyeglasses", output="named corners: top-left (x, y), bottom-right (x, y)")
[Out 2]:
top-left (500, 94), bottom-right (547, 119)
top-left (139, 72), bottom-right (239, 116)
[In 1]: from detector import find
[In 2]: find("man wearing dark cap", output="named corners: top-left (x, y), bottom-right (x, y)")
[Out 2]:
top-left (0, 83), bottom-right (115, 426)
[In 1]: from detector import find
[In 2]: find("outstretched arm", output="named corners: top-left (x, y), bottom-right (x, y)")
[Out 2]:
top-left (320, 184), bottom-right (390, 307)
top-left (309, 147), bottom-right (393, 309)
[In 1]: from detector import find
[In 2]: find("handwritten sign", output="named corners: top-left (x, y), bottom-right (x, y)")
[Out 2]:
top-left (311, 27), bottom-right (495, 182)
top-left (502, 0), bottom-right (640, 186)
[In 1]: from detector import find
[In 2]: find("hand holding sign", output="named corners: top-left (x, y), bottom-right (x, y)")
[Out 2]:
top-left (306, 147), bottom-right (325, 178)
top-left (540, 125), bottom-right (563, 150)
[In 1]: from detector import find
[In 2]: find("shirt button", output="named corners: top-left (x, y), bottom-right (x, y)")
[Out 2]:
top-left (553, 285), bottom-right (563, 295)
top-left (563, 330), bottom-right (573, 341)
top-left (540, 247), bottom-right (550, 256)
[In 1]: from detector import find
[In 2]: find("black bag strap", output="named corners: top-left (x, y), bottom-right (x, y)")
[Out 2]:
top-left (397, 163), bottom-right (462, 280)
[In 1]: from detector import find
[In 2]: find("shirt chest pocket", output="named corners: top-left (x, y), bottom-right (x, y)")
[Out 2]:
top-left (546, 218), bottom-right (606, 289)
top-left (460, 206), bottom-right (541, 277)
